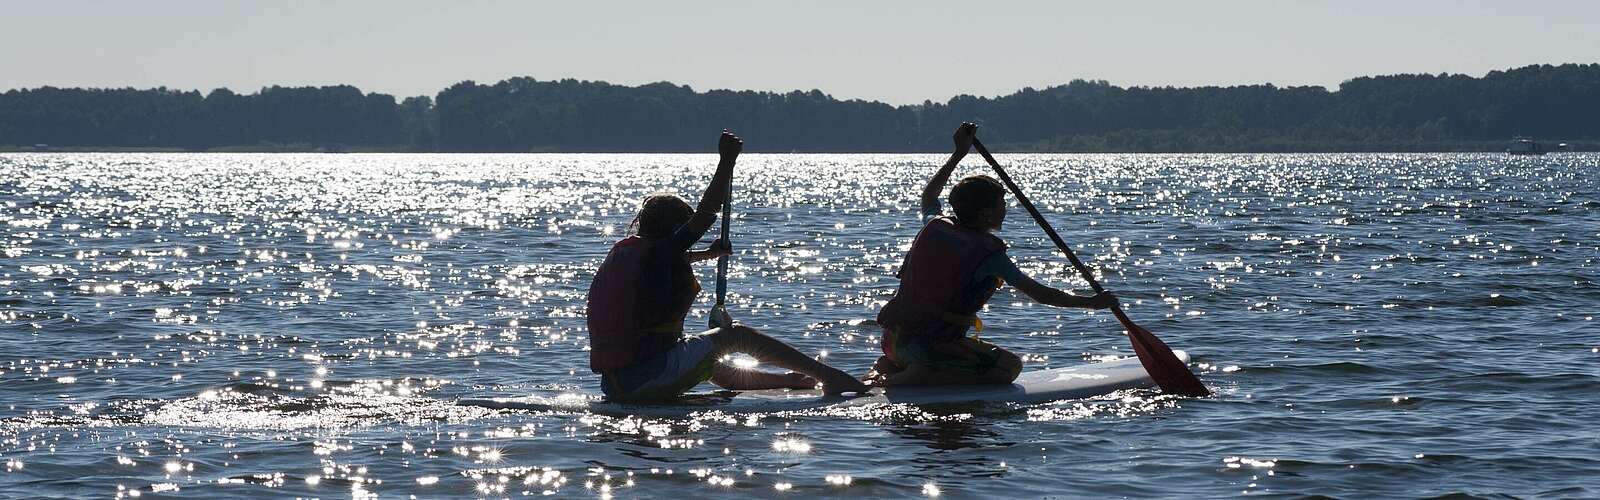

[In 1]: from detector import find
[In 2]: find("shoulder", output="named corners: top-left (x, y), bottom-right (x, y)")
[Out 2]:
top-left (977, 251), bottom-right (1026, 282)
top-left (980, 251), bottom-right (1017, 269)
top-left (921, 217), bottom-right (1006, 249)
top-left (607, 236), bottom-right (647, 255)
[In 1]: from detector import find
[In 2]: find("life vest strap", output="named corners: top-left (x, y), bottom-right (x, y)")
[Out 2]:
top-left (940, 312), bottom-right (984, 335)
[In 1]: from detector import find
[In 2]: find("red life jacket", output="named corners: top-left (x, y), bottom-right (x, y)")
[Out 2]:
top-left (587, 236), bottom-right (648, 372)
top-left (877, 217), bottom-right (1008, 340)
top-left (586, 236), bottom-right (700, 372)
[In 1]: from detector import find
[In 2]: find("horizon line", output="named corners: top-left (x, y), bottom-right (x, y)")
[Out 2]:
top-left (6, 62), bottom-right (1592, 105)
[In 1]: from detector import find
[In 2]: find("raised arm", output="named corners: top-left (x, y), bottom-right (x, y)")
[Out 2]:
top-left (667, 130), bottom-right (743, 250)
top-left (921, 123), bottom-right (979, 216)
top-left (920, 122), bottom-right (978, 217)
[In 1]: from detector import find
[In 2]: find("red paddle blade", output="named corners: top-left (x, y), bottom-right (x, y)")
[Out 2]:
top-left (1123, 319), bottom-right (1210, 397)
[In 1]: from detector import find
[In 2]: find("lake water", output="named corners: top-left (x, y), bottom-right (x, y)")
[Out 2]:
top-left (1, 152), bottom-right (1597, 498)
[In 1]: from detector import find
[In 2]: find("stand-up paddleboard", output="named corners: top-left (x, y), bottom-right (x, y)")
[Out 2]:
top-left (461, 351), bottom-right (1188, 417)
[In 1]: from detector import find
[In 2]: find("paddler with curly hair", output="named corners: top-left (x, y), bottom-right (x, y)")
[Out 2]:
top-left (868, 123), bottom-right (1118, 386)
top-left (587, 130), bottom-right (870, 401)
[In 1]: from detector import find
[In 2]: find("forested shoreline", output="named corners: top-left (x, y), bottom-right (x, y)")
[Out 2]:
top-left (2, 64), bottom-right (1597, 153)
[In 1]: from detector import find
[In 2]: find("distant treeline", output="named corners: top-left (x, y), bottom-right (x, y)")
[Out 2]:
top-left (2, 64), bottom-right (1598, 152)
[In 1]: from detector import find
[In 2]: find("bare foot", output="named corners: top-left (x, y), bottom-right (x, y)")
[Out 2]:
top-left (881, 363), bottom-right (932, 387)
top-left (863, 355), bottom-right (904, 386)
top-left (780, 372), bottom-right (817, 390)
top-left (866, 355), bottom-right (902, 380)
top-left (877, 355), bottom-right (903, 373)
top-left (820, 374), bottom-right (870, 395)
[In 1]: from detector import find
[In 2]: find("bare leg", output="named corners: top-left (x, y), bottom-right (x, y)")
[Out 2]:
top-left (706, 325), bottom-right (869, 394)
top-left (882, 348), bottom-right (1023, 386)
top-left (710, 362), bottom-right (816, 390)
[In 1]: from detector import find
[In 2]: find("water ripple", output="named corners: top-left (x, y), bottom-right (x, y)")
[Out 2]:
top-left (3, 152), bottom-right (1598, 497)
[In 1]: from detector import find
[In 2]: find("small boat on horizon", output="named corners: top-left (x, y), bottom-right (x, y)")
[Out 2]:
top-left (1507, 137), bottom-right (1545, 155)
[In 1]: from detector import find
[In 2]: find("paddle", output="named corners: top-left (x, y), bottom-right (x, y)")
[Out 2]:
top-left (971, 139), bottom-right (1210, 396)
top-left (708, 172), bottom-right (733, 329)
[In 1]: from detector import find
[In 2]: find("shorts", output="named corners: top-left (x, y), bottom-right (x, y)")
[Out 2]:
top-left (600, 333), bottom-right (718, 401)
top-left (882, 327), bottom-right (1004, 376)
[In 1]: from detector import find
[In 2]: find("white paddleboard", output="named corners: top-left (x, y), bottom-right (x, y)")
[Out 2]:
top-left (461, 351), bottom-right (1187, 417)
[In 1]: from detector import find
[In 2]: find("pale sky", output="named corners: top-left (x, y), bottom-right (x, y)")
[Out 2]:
top-left (4, 0), bottom-right (1597, 104)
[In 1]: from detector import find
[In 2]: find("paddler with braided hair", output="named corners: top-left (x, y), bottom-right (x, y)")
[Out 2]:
top-left (587, 130), bottom-right (870, 401)
top-left (868, 123), bottom-right (1118, 386)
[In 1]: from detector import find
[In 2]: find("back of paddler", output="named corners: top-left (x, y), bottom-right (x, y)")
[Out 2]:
top-left (587, 130), bottom-right (870, 401)
top-left (869, 123), bottom-right (1118, 386)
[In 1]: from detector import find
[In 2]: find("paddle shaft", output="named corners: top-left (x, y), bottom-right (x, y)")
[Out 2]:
top-left (713, 176), bottom-right (731, 306)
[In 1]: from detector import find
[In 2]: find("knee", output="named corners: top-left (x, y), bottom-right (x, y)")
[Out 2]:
top-left (711, 324), bottom-right (759, 340)
top-left (708, 324), bottom-right (762, 349)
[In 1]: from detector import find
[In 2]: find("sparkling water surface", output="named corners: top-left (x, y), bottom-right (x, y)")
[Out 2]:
top-left (1, 152), bottom-right (1597, 498)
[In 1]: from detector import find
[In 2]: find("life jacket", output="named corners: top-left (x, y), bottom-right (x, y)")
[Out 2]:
top-left (587, 236), bottom-right (648, 372)
top-left (877, 217), bottom-right (1008, 341)
top-left (586, 235), bottom-right (703, 372)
